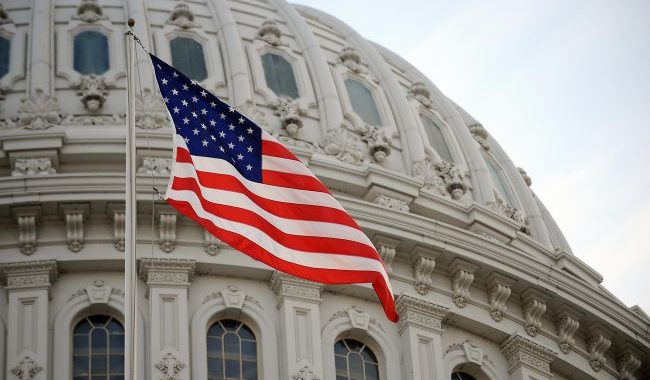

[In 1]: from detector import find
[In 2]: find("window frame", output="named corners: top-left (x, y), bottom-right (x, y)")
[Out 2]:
top-left (260, 51), bottom-right (300, 100)
top-left (483, 152), bottom-right (520, 207)
top-left (334, 338), bottom-right (381, 380)
top-left (417, 110), bottom-right (458, 163)
top-left (205, 318), bottom-right (258, 379)
top-left (343, 77), bottom-right (383, 127)
top-left (0, 17), bottom-right (26, 89)
top-left (72, 30), bottom-right (111, 76)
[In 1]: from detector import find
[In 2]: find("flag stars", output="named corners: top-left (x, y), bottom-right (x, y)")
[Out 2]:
top-left (247, 127), bottom-right (253, 134)
top-left (192, 96), bottom-right (198, 103)
top-left (228, 124), bottom-right (235, 131)
top-left (201, 123), bottom-right (207, 130)
top-left (200, 90), bottom-right (207, 97)
top-left (183, 137), bottom-right (190, 144)
top-left (228, 106), bottom-right (235, 112)
top-left (209, 119), bottom-right (216, 126)
top-left (173, 107), bottom-right (180, 114)
top-left (238, 117), bottom-right (245, 124)
top-left (191, 111), bottom-right (198, 118)
top-left (228, 142), bottom-right (235, 149)
top-left (201, 108), bottom-right (208, 115)
top-left (202, 140), bottom-right (209, 147)
top-left (246, 164), bottom-right (252, 171)
top-left (181, 99), bottom-right (188, 107)
top-left (172, 89), bottom-right (178, 95)
top-left (172, 72), bottom-right (179, 77)
top-left (182, 84), bottom-right (189, 90)
top-left (163, 97), bottom-right (169, 103)
top-left (193, 128), bottom-right (199, 135)
top-left (219, 146), bottom-right (225, 153)
top-left (161, 78), bottom-right (168, 85)
top-left (183, 117), bottom-right (190, 124)
top-left (237, 154), bottom-right (244, 160)
top-left (220, 113), bottom-right (226, 120)
top-left (238, 135), bottom-right (244, 142)
top-left (219, 131), bottom-right (226, 138)
top-left (210, 134), bottom-right (216, 141)
top-left (210, 101), bottom-right (216, 108)
top-left (247, 146), bottom-right (253, 153)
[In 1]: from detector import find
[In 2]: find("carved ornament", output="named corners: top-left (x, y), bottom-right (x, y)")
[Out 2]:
top-left (395, 294), bottom-right (449, 334)
top-left (12, 158), bottom-right (56, 176)
top-left (373, 194), bottom-right (409, 213)
top-left (554, 306), bottom-right (582, 354)
top-left (18, 89), bottom-right (62, 130)
top-left (75, 75), bottom-right (111, 112)
top-left (271, 97), bottom-right (304, 137)
top-left (449, 259), bottom-right (479, 308)
top-left (521, 288), bottom-right (548, 337)
top-left (204, 230), bottom-right (222, 256)
top-left (155, 352), bottom-right (186, 380)
top-left (138, 258), bottom-right (195, 288)
top-left (322, 127), bottom-right (366, 166)
top-left (11, 355), bottom-right (43, 380)
top-left (408, 82), bottom-right (433, 108)
top-left (257, 19), bottom-right (285, 46)
top-left (518, 167), bottom-right (532, 187)
top-left (292, 365), bottom-right (320, 380)
top-left (138, 157), bottom-right (172, 176)
top-left (159, 212), bottom-right (177, 253)
top-left (270, 271), bottom-right (323, 303)
top-left (167, 1), bottom-right (198, 29)
top-left (339, 46), bottom-right (366, 74)
top-left (500, 334), bottom-right (557, 376)
top-left (76, 0), bottom-right (103, 23)
top-left (13, 207), bottom-right (41, 255)
top-left (412, 256), bottom-right (436, 295)
top-left (618, 351), bottom-right (642, 380)
top-left (486, 272), bottom-right (514, 321)
top-left (0, 260), bottom-right (58, 290)
top-left (413, 158), bottom-right (470, 200)
top-left (136, 89), bottom-right (169, 129)
top-left (586, 324), bottom-right (612, 372)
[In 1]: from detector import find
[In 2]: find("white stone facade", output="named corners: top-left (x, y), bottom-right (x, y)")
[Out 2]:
top-left (0, 1), bottom-right (648, 379)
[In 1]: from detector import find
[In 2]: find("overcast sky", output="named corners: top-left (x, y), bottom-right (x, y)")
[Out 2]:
top-left (292, 0), bottom-right (650, 313)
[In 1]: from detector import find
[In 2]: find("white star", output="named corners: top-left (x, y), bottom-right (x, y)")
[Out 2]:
top-left (201, 123), bottom-right (207, 130)
top-left (228, 142), bottom-right (235, 149)
top-left (247, 146), bottom-right (253, 153)
top-left (157, 64), bottom-right (162, 69)
top-left (202, 140), bottom-right (208, 147)
top-left (210, 134), bottom-right (216, 141)
top-left (173, 71), bottom-right (179, 77)
top-left (182, 84), bottom-right (189, 90)
top-left (173, 107), bottom-right (179, 114)
top-left (200, 90), bottom-right (207, 97)
top-left (192, 96), bottom-right (198, 103)
top-left (161, 78), bottom-right (168, 85)
top-left (172, 89), bottom-right (179, 95)
top-left (238, 117), bottom-right (245, 124)
top-left (219, 131), bottom-right (226, 138)
top-left (219, 146), bottom-right (225, 152)
top-left (183, 137), bottom-right (190, 144)
top-left (193, 128), bottom-right (199, 135)
top-left (201, 108), bottom-right (208, 115)
top-left (181, 99), bottom-right (188, 106)
top-left (246, 164), bottom-right (252, 171)
top-left (228, 106), bottom-right (235, 112)
top-left (183, 117), bottom-right (190, 124)
top-left (220, 113), bottom-right (226, 120)
top-left (228, 124), bottom-right (235, 131)
top-left (210, 101), bottom-right (216, 108)
top-left (238, 135), bottom-right (244, 142)
top-left (191, 80), bottom-right (198, 86)
top-left (246, 127), bottom-right (253, 134)
top-left (237, 154), bottom-right (244, 160)
top-left (192, 112), bottom-right (198, 118)
top-left (209, 119), bottom-right (216, 126)
top-left (163, 97), bottom-right (169, 103)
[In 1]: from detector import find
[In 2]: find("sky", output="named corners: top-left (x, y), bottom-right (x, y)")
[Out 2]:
top-left (292, 0), bottom-right (650, 314)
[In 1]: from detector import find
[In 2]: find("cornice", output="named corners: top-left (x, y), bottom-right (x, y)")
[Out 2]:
top-left (270, 271), bottom-right (323, 304)
top-left (138, 258), bottom-right (196, 288)
top-left (0, 259), bottom-right (58, 290)
top-left (501, 334), bottom-right (557, 376)
top-left (395, 293), bottom-right (450, 334)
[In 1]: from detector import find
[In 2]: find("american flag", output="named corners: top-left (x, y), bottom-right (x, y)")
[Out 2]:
top-left (149, 54), bottom-right (398, 322)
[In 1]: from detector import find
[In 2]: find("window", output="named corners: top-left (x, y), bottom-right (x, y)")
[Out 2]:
top-left (334, 339), bottom-right (379, 380)
top-left (170, 37), bottom-right (208, 81)
top-left (451, 372), bottom-right (477, 380)
top-left (485, 157), bottom-right (513, 204)
top-left (345, 79), bottom-right (382, 126)
top-left (73, 315), bottom-right (124, 380)
top-left (207, 319), bottom-right (257, 380)
top-left (421, 115), bottom-right (453, 162)
top-left (261, 53), bottom-right (299, 99)
top-left (74, 31), bottom-right (109, 75)
top-left (0, 36), bottom-right (9, 78)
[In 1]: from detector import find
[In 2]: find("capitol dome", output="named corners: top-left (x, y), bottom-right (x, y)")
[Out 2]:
top-left (0, 0), bottom-right (647, 379)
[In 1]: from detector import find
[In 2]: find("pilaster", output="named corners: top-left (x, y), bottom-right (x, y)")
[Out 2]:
top-left (396, 294), bottom-right (450, 380)
top-left (1, 260), bottom-right (57, 380)
top-left (270, 271), bottom-right (324, 380)
top-left (139, 258), bottom-right (195, 380)
top-left (500, 334), bottom-right (557, 380)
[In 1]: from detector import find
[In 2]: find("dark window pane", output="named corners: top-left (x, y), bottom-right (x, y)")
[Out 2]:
top-left (241, 340), bottom-right (256, 361)
top-left (335, 355), bottom-right (348, 375)
top-left (238, 324), bottom-right (255, 340)
top-left (74, 335), bottom-right (89, 355)
top-left (73, 355), bottom-right (89, 376)
top-left (345, 79), bottom-right (382, 126)
top-left (208, 322), bottom-right (224, 337)
top-left (207, 337), bottom-right (222, 357)
top-left (109, 355), bottom-right (124, 373)
top-left (348, 352), bottom-right (364, 379)
top-left (88, 315), bottom-right (110, 327)
top-left (107, 320), bottom-right (124, 334)
top-left (337, 376), bottom-right (347, 380)
top-left (109, 376), bottom-right (124, 380)
top-left (91, 354), bottom-right (108, 374)
top-left (170, 37), bottom-right (207, 81)
top-left (224, 333), bottom-right (240, 357)
top-left (75, 320), bottom-right (92, 334)
top-left (421, 115), bottom-right (454, 163)
top-left (91, 329), bottom-right (108, 353)
top-left (335, 340), bottom-right (348, 355)
top-left (92, 376), bottom-right (107, 380)
top-left (207, 358), bottom-right (223, 377)
top-left (361, 347), bottom-right (378, 363)
top-left (345, 339), bottom-right (364, 353)
top-left (109, 334), bottom-right (124, 353)
top-left (261, 53), bottom-right (299, 99)
top-left (74, 31), bottom-right (109, 75)
top-left (242, 360), bottom-right (257, 380)
top-left (224, 359), bottom-right (240, 378)
top-left (221, 319), bottom-right (240, 332)
top-left (365, 362), bottom-right (379, 380)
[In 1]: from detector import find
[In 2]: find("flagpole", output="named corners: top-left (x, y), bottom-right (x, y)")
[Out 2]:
top-left (125, 18), bottom-right (138, 380)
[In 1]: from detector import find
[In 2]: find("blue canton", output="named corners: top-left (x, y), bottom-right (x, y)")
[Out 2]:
top-left (150, 54), bottom-right (263, 182)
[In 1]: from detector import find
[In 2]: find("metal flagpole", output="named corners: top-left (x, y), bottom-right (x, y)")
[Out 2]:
top-left (125, 18), bottom-right (138, 380)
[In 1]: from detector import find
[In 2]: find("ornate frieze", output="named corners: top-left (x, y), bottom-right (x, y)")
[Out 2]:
top-left (412, 256), bottom-right (436, 295)
top-left (292, 365), bottom-right (320, 380)
top-left (586, 324), bottom-right (612, 372)
top-left (61, 204), bottom-right (88, 253)
top-left (521, 288), bottom-right (549, 337)
top-left (555, 306), bottom-right (582, 354)
top-left (159, 212), bottom-right (177, 253)
top-left (155, 352), bottom-right (186, 380)
top-left (167, 1), bottom-right (198, 29)
top-left (486, 192), bottom-right (529, 229)
top-left (12, 158), bottom-right (56, 176)
top-left (329, 306), bottom-right (384, 333)
top-left (204, 230), bottom-right (222, 256)
top-left (63, 113), bottom-right (125, 126)
top-left (373, 194), bottom-right (409, 213)
top-left (518, 167), bottom-right (532, 187)
top-left (449, 259), bottom-right (479, 308)
top-left (135, 89), bottom-right (169, 129)
top-left (270, 271), bottom-right (323, 304)
top-left (338, 46), bottom-right (366, 74)
top-left (13, 206), bottom-right (41, 255)
top-left (18, 89), bottom-right (62, 130)
top-left (138, 157), bottom-right (172, 176)
top-left (138, 258), bottom-right (195, 289)
top-left (618, 350), bottom-right (642, 380)
top-left (257, 19), bottom-right (285, 46)
top-left (373, 235), bottom-right (400, 274)
top-left (486, 272), bottom-right (514, 321)
top-left (271, 97), bottom-right (304, 137)
top-left (75, 75), bottom-right (111, 112)
top-left (408, 82), bottom-right (433, 108)
top-left (0, 260), bottom-right (57, 290)
top-left (395, 294), bottom-right (449, 334)
top-left (11, 355), bottom-right (43, 380)
top-left (445, 340), bottom-right (493, 367)
top-left (322, 127), bottom-right (366, 166)
top-left (501, 334), bottom-right (557, 376)
top-left (76, 0), bottom-right (103, 23)
top-left (468, 122), bottom-right (489, 150)
top-left (412, 158), bottom-right (470, 200)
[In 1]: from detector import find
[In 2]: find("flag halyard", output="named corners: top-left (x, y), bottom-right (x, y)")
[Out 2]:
top-left (149, 53), bottom-right (399, 322)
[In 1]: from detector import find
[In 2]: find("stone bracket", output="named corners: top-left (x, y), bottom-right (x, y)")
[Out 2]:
top-left (586, 323), bottom-right (612, 372)
top-left (12, 206), bottom-right (41, 256)
top-left (486, 272), bottom-right (515, 321)
top-left (60, 203), bottom-right (89, 253)
top-left (521, 288), bottom-right (549, 336)
top-left (554, 305), bottom-right (582, 354)
top-left (449, 258), bottom-right (479, 308)
top-left (158, 211), bottom-right (177, 253)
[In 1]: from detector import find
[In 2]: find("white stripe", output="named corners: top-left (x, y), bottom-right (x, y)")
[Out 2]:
top-left (262, 155), bottom-right (316, 178)
top-left (167, 189), bottom-right (388, 274)
top-left (171, 162), bottom-right (375, 247)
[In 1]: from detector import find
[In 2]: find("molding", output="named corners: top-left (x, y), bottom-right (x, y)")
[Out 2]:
top-left (203, 230), bottom-right (222, 256)
top-left (449, 258), bottom-right (479, 308)
top-left (138, 258), bottom-right (195, 292)
top-left (501, 334), bottom-right (557, 376)
top-left (110, 207), bottom-right (125, 252)
top-left (395, 293), bottom-right (449, 334)
top-left (0, 260), bottom-right (57, 291)
top-left (270, 271), bottom-right (323, 304)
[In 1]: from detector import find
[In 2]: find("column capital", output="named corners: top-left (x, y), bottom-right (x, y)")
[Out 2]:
top-left (0, 259), bottom-right (57, 291)
top-left (270, 271), bottom-right (323, 304)
top-left (138, 258), bottom-right (195, 288)
top-left (396, 293), bottom-right (449, 334)
top-left (501, 334), bottom-right (557, 377)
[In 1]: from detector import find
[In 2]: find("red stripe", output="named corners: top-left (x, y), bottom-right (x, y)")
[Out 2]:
top-left (166, 197), bottom-right (399, 322)
top-left (262, 169), bottom-right (332, 194)
top-left (170, 176), bottom-right (380, 259)
top-left (262, 139), bottom-right (299, 161)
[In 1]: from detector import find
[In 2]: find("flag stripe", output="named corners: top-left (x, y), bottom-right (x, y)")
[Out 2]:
top-left (261, 138), bottom-right (300, 161)
top-left (262, 155), bottom-right (319, 180)
top-left (262, 170), bottom-right (331, 194)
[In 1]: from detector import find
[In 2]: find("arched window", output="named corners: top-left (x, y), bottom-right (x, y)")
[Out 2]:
top-left (207, 319), bottom-right (257, 380)
top-left (344, 78), bottom-right (382, 126)
top-left (451, 372), bottom-right (477, 380)
top-left (170, 37), bottom-right (208, 81)
top-left (261, 53), bottom-right (299, 99)
top-left (421, 115), bottom-right (453, 162)
top-left (73, 31), bottom-right (109, 75)
top-left (485, 157), bottom-right (513, 204)
top-left (0, 36), bottom-right (9, 78)
top-left (73, 315), bottom-right (124, 379)
top-left (334, 339), bottom-right (380, 380)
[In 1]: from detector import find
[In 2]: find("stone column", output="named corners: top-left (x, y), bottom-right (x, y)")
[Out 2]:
top-left (270, 272), bottom-right (324, 380)
top-left (396, 294), bottom-right (450, 380)
top-left (139, 258), bottom-right (196, 380)
top-left (29, 0), bottom-right (53, 94)
top-left (1, 260), bottom-right (57, 380)
top-left (500, 334), bottom-right (557, 380)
